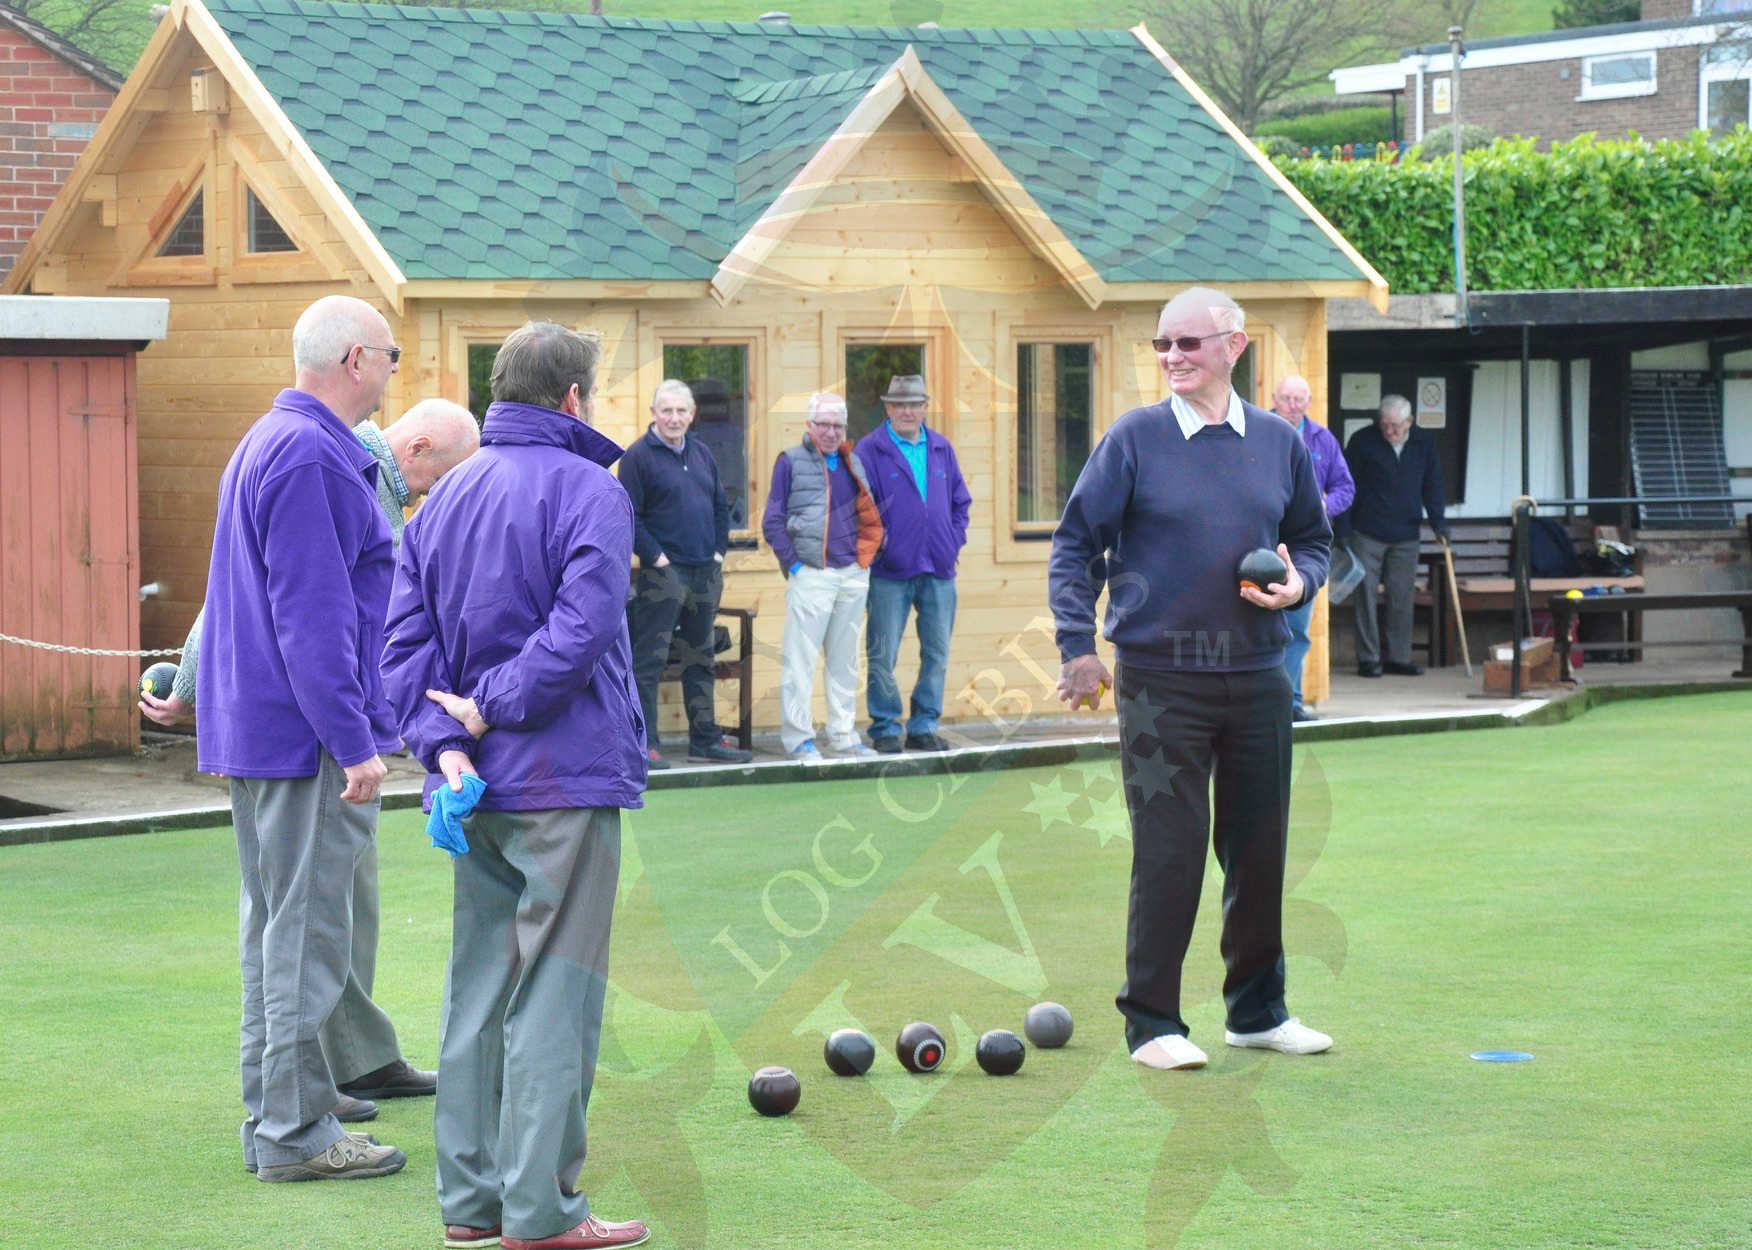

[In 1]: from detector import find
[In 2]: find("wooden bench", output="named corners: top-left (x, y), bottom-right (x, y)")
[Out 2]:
top-left (660, 605), bottom-right (757, 750)
top-left (1547, 590), bottom-right (1752, 681)
top-left (1411, 517), bottom-right (1644, 666)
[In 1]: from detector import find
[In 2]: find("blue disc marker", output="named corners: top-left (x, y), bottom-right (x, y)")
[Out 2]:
top-left (1469, 1050), bottom-right (1534, 1062)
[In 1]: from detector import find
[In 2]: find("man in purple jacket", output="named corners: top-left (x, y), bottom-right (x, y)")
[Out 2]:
top-left (856, 374), bottom-right (972, 753)
top-left (1271, 375), bottom-right (1355, 722)
top-left (198, 294), bottom-right (408, 1182)
top-left (382, 322), bottom-right (649, 1250)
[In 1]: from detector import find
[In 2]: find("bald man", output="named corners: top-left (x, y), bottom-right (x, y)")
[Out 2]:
top-left (1050, 287), bottom-right (1333, 1072)
top-left (1271, 376), bottom-right (1353, 721)
top-left (197, 294), bottom-right (412, 1181)
top-left (144, 395), bottom-right (478, 1129)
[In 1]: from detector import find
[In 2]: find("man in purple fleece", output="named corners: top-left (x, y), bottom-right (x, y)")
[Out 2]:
top-left (382, 322), bottom-right (650, 1250)
top-left (1271, 375), bottom-right (1355, 722)
top-left (198, 294), bottom-right (408, 1182)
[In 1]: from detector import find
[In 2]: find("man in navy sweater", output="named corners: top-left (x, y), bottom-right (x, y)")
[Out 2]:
top-left (1049, 287), bottom-right (1333, 1072)
top-left (618, 380), bottom-right (750, 766)
top-left (1344, 394), bottom-right (1448, 677)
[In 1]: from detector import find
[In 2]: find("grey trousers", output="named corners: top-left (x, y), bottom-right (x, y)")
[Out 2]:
top-left (233, 753), bottom-right (374, 1168)
top-left (1352, 531), bottom-right (1420, 666)
top-left (317, 836), bottom-right (404, 1085)
top-left (436, 806), bottom-right (620, 1241)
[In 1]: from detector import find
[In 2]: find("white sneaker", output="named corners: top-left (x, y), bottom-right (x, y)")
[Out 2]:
top-left (790, 740), bottom-right (823, 763)
top-left (1131, 1034), bottom-right (1208, 1070)
top-left (824, 741), bottom-right (878, 758)
top-left (1224, 1017), bottom-right (1332, 1054)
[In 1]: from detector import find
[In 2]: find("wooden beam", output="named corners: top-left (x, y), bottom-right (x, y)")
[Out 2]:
top-left (402, 278), bottom-right (710, 302)
top-left (81, 174), bottom-right (118, 228)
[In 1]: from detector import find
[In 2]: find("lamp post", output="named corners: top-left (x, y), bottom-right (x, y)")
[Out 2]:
top-left (1449, 25), bottom-right (1467, 326)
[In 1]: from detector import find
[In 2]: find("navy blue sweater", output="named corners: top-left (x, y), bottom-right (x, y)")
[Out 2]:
top-left (617, 426), bottom-right (731, 566)
top-left (1344, 424), bottom-right (1447, 543)
top-left (1048, 398), bottom-right (1331, 672)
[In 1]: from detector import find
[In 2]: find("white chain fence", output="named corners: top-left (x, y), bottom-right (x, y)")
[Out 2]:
top-left (0, 632), bottom-right (182, 658)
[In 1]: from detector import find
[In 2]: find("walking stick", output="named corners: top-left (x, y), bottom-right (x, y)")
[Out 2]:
top-left (1440, 535), bottom-right (1472, 677)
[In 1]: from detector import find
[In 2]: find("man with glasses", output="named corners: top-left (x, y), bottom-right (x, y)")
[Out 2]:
top-left (856, 374), bottom-right (972, 754)
top-left (1343, 393), bottom-right (1448, 677)
top-left (198, 294), bottom-right (407, 1181)
top-left (1271, 375), bottom-right (1354, 720)
top-left (761, 392), bottom-right (884, 761)
top-left (1049, 287), bottom-right (1333, 1073)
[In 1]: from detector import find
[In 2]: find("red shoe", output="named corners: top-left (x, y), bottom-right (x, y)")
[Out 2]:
top-left (500, 1216), bottom-right (649, 1250)
top-left (444, 1226), bottom-right (502, 1248)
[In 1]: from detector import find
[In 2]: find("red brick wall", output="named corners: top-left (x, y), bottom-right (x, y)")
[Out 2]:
top-left (0, 30), bottom-right (116, 281)
top-left (1408, 45), bottom-right (1705, 146)
top-left (1640, 0), bottom-right (1691, 19)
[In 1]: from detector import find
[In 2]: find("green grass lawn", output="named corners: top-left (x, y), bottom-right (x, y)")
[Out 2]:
top-left (4, 691), bottom-right (1746, 1248)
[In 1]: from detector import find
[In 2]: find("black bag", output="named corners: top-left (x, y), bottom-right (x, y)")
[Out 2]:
top-left (1526, 517), bottom-right (1582, 578)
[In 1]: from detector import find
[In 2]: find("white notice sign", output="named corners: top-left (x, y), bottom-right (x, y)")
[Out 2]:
top-left (1417, 376), bottom-right (1447, 429)
top-left (1339, 372), bottom-right (1381, 411)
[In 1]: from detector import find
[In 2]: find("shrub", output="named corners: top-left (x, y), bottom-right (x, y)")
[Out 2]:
top-left (1255, 106), bottom-right (1398, 150)
top-left (1275, 131), bottom-right (1752, 292)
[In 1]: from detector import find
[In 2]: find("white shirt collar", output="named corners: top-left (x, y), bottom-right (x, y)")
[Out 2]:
top-left (1169, 390), bottom-right (1246, 440)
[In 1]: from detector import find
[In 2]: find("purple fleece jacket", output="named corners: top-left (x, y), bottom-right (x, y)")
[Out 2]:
top-left (855, 424), bottom-right (971, 580)
top-left (196, 388), bottom-right (399, 777)
top-left (382, 400), bottom-right (647, 812)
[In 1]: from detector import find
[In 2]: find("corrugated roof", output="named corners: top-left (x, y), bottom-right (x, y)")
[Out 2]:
top-left (206, 0), bottom-right (1365, 285)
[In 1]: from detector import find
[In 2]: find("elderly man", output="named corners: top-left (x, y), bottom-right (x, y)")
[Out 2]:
top-left (142, 396), bottom-right (478, 1119)
top-left (856, 374), bottom-right (971, 754)
top-left (384, 322), bottom-right (650, 1250)
top-left (197, 294), bottom-right (408, 1181)
top-left (1049, 287), bottom-right (1333, 1072)
top-left (1270, 375), bottom-right (1354, 721)
top-left (1344, 393), bottom-right (1448, 677)
top-left (618, 379), bottom-right (749, 768)
top-left (761, 391), bottom-right (884, 762)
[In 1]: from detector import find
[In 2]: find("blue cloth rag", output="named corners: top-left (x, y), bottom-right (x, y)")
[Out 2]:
top-left (425, 772), bottom-right (487, 857)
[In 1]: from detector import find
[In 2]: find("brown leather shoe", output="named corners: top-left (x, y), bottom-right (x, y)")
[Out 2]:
top-left (499, 1215), bottom-right (650, 1249)
top-left (444, 1225), bottom-right (502, 1248)
top-left (335, 1093), bottom-right (379, 1122)
top-left (338, 1058), bottom-right (437, 1099)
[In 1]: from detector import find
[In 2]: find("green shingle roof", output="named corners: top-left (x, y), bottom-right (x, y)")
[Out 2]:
top-left (206, 0), bottom-right (1367, 285)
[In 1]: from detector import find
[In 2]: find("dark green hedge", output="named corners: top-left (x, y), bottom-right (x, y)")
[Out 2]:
top-left (1277, 132), bottom-right (1752, 292)
top-left (1254, 106), bottom-right (1397, 150)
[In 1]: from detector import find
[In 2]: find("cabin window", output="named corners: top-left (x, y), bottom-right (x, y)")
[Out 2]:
top-left (246, 188), bottom-right (297, 253)
top-left (844, 343), bottom-right (926, 444)
top-left (663, 343), bottom-right (752, 532)
top-left (1579, 52), bottom-right (1655, 101)
top-left (157, 190), bottom-right (204, 257)
top-left (1015, 342), bottom-right (1093, 526)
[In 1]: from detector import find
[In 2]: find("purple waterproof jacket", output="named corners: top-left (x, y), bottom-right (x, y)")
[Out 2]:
top-left (196, 388), bottom-right (399, 777)
top-left (854, 425), bottom-right (971, 580)
top-left (382, 400), bottom-right (647, 812)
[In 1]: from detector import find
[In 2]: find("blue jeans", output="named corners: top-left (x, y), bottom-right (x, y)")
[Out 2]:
top-left (865, 574), bottom-right (956, 741)
top-left (1282, 600), bottom-right (1314, 706)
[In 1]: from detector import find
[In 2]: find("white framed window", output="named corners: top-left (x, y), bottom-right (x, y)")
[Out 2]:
top-left (1701, 42), bottom-right (1752, 132)
top-left (1579, 51), bottom-right (1656, 100)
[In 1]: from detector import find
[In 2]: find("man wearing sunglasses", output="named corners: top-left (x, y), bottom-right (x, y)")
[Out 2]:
top-left (1049, 287), bottom-right (1333, 1073)
top-left (197, 294), bottom-right (409, 1181)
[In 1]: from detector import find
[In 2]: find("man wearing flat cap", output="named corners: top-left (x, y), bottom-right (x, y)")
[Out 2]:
top-left (855, 374), bottom-right (971, 754)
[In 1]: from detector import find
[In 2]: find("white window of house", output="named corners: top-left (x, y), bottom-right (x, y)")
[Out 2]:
top-left (1701, 42), bottom-right (1752, 132)
top-left (1579, 51), bottom-right (1657, 100)
top-left (1695, 0), bottom-right (1752, 14)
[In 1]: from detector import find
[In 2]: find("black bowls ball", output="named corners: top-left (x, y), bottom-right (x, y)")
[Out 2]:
top-left (1236, 547), bottom-right (1289, 592)
top-left (140, 661), bottom-right (179, 700)
top-left (824, 1028), bottom-right (876, 1076)
top-left (975, 1029), bottom-right (1026, 1076)
top-left (747, 1065), bottom-right (801, 1116)
top-left (896, 1021), bottom-right (946, 1073)
top-left (1024, 1001), bottom-right (1074, 1049)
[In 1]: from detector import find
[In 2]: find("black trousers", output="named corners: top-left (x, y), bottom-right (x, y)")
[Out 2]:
top-left (628, 562), bottom-right (722, 751)
top-left (1114, 663), bottom-right (1292, 1049)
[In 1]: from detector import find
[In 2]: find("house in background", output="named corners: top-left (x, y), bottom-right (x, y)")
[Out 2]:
top-left (5, 0), bottom-right (1387, 730)
top-left (0, 2), bottom-right (121, 282)
top-left (1331, 0), bottom-right (1752, 147)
